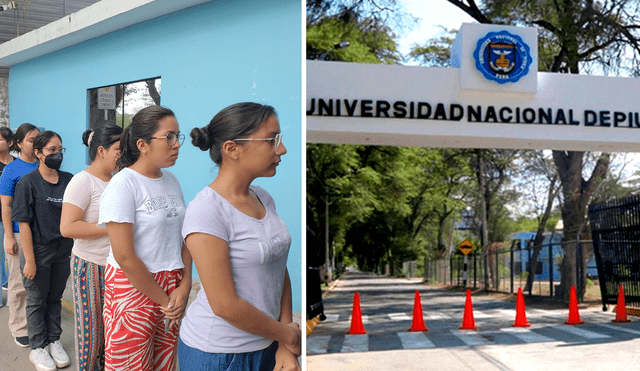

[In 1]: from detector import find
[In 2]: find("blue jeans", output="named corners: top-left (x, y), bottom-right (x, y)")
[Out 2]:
top-left (0, 223), bottom-right (7, 287)
top-left (178, 338), bottom-right (277, 371)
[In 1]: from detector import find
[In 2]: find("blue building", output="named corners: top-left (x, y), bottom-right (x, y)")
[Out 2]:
top-left (0, 0), bottom-right (302, 313)
top-left (510, 232), bottom-right (564, 281)
top-left (510, 231), bottom-right (597, 281)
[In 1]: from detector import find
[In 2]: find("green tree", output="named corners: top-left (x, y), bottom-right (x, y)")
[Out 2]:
top-left (307, 143), bottom-right (364, 280)
top-left (307, 10), bottom-right (402, 63)
top-left (439, 0), bottom-right (640, 300)
top-left (408, 27), bottom-right (456, 66)
top-left (307, 0), bottom-right (413, 276)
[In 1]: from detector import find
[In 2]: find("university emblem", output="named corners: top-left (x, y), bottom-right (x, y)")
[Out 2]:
top-left (474, 30), bottom-right (532, 84)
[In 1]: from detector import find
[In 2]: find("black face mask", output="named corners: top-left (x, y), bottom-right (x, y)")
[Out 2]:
top-left (44, 152), bottom-right (63, 170)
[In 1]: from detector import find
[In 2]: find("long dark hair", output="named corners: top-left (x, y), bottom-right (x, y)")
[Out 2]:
top-left (190, 102), bottom-right (276, 165)
top-left (82, 125), bottom-right (123, 161)
top-left (33, 130), bottom-right (62, 157)
top-left (10, 123), bottom-right (38, 153)
top-left (117, 105), bottom-right (175, 171)
top-left (0, 126), bottom-right (13, 144)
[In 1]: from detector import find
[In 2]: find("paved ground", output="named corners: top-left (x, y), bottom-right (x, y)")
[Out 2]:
top-left (307, 269), bottom-right (640, 370)
top-left (1, 276), bottom-right (301, 371)
top-left (0, 277), bottom-right (77, 371)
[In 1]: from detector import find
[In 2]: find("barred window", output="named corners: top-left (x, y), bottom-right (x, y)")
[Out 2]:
top-left (87, 77), bottom-right (161, 130)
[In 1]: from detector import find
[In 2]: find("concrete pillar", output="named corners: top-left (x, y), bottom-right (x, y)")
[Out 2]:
top-left (0, 77), bottom-right (8, 127)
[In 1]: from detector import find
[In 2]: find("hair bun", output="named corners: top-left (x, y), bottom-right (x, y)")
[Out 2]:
top-left (82, 129), bottom-right (93, 147)
top-left (190, 127), bottom-right (212, 151)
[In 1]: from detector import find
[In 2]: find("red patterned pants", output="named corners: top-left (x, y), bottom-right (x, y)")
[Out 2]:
top-left (103, 265), bottom-right (182, 371)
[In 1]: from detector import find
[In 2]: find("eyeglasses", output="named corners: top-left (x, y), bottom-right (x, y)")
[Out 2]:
top-left (44, 147), bottom-right (65, 154)
top-left (234, 133), bottom-right (283, 151)
top-left (150, 132), bottom-right (185, 146)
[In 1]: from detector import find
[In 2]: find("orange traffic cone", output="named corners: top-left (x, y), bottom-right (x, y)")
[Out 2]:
top-left (565, 285), bottom-right (584, 325)
top-left (459, 289), bottom-right (477, 330)
top-left (409, 290), bottom-right (428, 332)
top-left (512, 288), bottom-right (531, 327)
top-left (613, 285), bottom-right (631, 323)
top-left (347, 292), bottom-right (366, 334)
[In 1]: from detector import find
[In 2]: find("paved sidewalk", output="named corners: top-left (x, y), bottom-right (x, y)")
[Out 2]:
top-left (0, 277), bottom-right (77, 371)
top-left (2, 276), bottom-right (300, 371)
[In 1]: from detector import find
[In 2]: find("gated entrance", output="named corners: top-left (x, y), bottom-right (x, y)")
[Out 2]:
top-left (588, 196), bottom-right (640, 310)
top-left (307, 22), bottom-right (640, 307)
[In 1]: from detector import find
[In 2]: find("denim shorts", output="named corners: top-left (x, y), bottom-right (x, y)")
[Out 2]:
top-left (178, 338), bottom-right (277, 371)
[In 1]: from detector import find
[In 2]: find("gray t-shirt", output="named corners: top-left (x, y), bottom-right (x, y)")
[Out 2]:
top-left (180, 185), bottom-right (291, 353)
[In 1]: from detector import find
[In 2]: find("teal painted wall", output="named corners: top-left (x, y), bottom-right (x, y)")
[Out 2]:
top-left (8, 0), bottom-right (302, 312)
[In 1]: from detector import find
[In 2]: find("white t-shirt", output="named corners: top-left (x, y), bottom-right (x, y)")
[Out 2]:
top-left (98, 168), bottom-right (186, 273)
top-left (62, 171), bottom-right (109, 265)
top-left (180, 185), bottom-right (291, 353)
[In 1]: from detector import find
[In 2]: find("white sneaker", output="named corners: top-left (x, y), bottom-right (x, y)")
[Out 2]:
top-left (48, 340), bottom-right (70, 368)
top-left (29, 348), bottom-right (56, 371)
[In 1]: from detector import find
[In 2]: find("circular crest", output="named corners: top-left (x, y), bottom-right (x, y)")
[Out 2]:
top-left (474, 30), bottom-right (532, 84)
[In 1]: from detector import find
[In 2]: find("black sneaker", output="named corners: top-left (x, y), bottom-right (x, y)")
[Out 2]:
top-left (2, 283), bottom-right (7, 290)
top-left (14, 336), bottom-right (29, 348)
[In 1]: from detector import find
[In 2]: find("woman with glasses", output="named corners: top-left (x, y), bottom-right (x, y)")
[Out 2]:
top-left (0, 123), bottom-right (39, 349)
top-left (12, 130), bottom-right (74, 371)
top-left (60, 125), bottom-right (122, 371)
top-left (179, 102), bottom-right (300, 371)
top-left (99, 105), bottom-right (191, 371)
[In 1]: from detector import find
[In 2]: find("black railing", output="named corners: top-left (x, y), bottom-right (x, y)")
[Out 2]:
top-left (424, 240), bottom-right (598, 299)
top-left (589, 195), bottom-right (640, 310)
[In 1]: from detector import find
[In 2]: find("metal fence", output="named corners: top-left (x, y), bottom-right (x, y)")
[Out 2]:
top-left (589, 195), bottom-right (640, 310)
top-left (424, 240), bottom-right (597, 298)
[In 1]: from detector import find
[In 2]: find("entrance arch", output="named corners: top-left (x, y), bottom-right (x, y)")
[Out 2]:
top-left (307, 23), bottom-right (640, 152)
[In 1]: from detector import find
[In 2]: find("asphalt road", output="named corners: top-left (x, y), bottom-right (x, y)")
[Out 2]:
top-left (307, 269), bottom-right (640, 370)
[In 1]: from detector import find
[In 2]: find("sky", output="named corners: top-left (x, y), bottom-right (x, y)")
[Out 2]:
top-left (397, 0), bottom-right (476, 63)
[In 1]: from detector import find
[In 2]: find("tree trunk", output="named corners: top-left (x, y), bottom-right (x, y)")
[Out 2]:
top-left (478, 153), bottom-right (490, 290)
top-left (552, 151), bottom-right (609, 301)
top-left (145, 79), bottom-right (161, 105)
top-left (525, 175), bottom-right (559, 293)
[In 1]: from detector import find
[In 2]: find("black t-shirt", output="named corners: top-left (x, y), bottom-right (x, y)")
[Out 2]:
top-left (0, 156), bottom-right (16, 222)
top-left (12, 168), bottom-right (73, 246)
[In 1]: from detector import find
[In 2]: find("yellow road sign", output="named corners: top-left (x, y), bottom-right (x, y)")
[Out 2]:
top-left (459, 240), bottom-right (474, 255)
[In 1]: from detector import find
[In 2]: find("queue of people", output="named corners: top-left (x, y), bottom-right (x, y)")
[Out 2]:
top-left (1, 103), bottom-right (301, 371)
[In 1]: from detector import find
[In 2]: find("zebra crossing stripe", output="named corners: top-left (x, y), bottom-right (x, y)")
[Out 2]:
top-left (597, 323), bottom-right (640, 336)
top-left (498, 309), bottom-right (516, 317)
top-left (397, 331), bottom-right (435, 349)
top-left (307, 335), bottom-right (331, 354)
top-left (473, 310), bottom-right (493, 318)
top-left (426, 311), bottom-right (451, 320)
top-left (551, 325), bottom-right (610, 339)
top-left (500, 327), bottom-right (554, 343)
top-left (323, 314), bottom-right (339, 322)
top-left (389, 313), bottom-right (411, 321)
top-left (349, 315), bottom-right (369, 323)
top-left (450, 330), bottom-right (491, 346)
top-left (341, 334), bottom-right (369, 353)
top-left (530, 308), bottom-right (563, 317)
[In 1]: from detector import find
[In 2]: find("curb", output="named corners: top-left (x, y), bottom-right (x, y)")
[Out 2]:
top-left (306, 278), bottom-right (341, 335)
top-left (306, 315), bottom-right (321, 335)
top-left (613, 305), bottom-right (640, 317)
